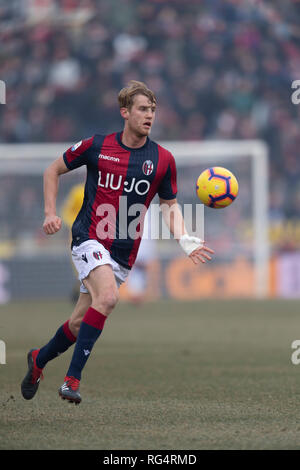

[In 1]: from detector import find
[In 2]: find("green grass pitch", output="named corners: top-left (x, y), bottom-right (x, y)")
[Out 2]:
top-left (1, 298), bottom-right (300, 450)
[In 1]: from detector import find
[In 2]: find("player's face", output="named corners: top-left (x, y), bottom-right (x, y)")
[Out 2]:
top-left (124, 94), bottom-right (156, 137)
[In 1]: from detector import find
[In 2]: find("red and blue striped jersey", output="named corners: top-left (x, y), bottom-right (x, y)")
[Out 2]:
top-left (63, 132), bottom-right (177, 269)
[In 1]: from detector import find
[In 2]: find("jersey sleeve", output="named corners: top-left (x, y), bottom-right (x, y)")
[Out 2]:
top-left (158, 152), bottom-right (178, 200)
top-left (63, 136), bottom-right (94, 170)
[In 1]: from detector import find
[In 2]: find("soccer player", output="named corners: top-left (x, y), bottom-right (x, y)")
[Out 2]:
top-left (21, 81), bottom-right (214, 404)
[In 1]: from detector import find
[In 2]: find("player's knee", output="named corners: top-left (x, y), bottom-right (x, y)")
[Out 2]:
top-left (68, 317), bottom-right (81, 336)
top-left (93, 290), bottom-right (119, 315)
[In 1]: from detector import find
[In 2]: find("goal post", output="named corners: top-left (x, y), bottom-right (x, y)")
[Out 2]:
top-left (0, 139), bottom-right (269, 299)
top-left (160, 140), bottom-right (270, 298)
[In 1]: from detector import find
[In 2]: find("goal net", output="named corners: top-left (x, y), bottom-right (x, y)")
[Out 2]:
top-left (0, 140), bottom-right (269, 301)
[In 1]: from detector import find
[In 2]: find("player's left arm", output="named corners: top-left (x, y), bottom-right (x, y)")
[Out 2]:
top-left (159, 197), bottom-right (214, 265)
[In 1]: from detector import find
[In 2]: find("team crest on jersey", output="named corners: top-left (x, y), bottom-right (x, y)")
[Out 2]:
top-left (93, 251), bottom-right (103, 261)
top-left (142, 160), bottom-right (154, 176)
top-left (71, 140), bottom-right (82, 151)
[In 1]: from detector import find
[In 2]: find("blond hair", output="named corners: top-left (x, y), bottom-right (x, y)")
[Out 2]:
top-left (118, 80), bottom-right (156, 109)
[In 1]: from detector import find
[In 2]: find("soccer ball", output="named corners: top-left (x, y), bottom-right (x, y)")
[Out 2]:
top-left (196, 167), bottom-right (239, 209)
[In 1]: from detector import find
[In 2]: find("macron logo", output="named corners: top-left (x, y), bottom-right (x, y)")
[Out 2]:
top-left (98, 153), bottom-right (120, 162)
top-left (83, 349), bottom-right (90, 356)
top-left (98, 153), bottom-right (120, 163)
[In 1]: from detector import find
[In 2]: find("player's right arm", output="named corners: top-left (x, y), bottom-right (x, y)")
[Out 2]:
top-left (43, 156), bottom-right (69, 235)
top-left (43, 137), bottom-right (94, 235)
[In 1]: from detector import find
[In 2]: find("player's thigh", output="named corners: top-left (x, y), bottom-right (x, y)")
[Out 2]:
top-left (69, 292), bottom-right (92, 334)
top-left (83, 264), bottom-right (119, 314)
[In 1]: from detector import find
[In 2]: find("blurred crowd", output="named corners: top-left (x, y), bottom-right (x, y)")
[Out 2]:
top-left (1, 0), bottom-right (300, 219)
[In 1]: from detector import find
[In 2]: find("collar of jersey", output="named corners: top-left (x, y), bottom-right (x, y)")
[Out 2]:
top-left (116, 131), bottom-right (150, 152)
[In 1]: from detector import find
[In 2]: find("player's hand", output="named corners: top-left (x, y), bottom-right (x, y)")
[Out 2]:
top-left (43, 215), bottom-right (62, 235)
top-left (179, 234), bottom-right (214, 265)
top-left (189, 243), bottom-right (214, 265)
